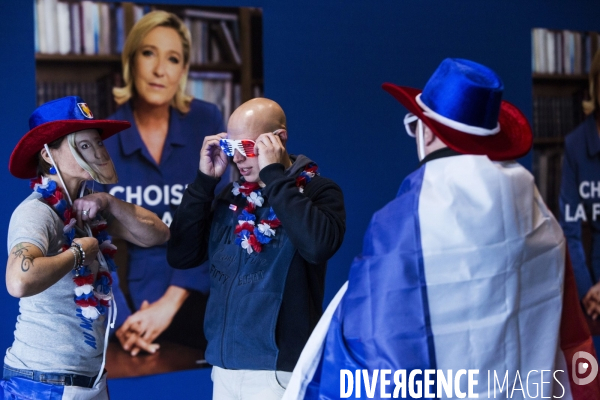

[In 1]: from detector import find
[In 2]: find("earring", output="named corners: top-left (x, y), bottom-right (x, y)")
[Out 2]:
top-left (49, 166), bottom-right (57, 175)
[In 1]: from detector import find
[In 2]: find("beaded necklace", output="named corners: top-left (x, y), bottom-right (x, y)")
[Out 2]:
top-left (30, 176), bottom-right (117, 320)
top-left (232, 162), bottom-right (319, 254)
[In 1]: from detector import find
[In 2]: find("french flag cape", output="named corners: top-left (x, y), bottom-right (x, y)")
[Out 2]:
top-left (284, 155), bottom-right (600, 399)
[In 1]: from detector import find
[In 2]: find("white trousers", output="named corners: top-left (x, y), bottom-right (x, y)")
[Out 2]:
top-left (211, 366), bottom-right (292, 400)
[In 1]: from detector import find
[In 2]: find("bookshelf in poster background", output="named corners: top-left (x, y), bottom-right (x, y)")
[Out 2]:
top-left (531, 28), bottom-right (599, 216)
top-left (34, 0), bottom-right (263, 120)
top-left (532, 28), bottom-right (599, 76)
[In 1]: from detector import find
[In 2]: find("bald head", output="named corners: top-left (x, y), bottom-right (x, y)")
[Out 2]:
top-left (227, 98), bottom-right (287, 141)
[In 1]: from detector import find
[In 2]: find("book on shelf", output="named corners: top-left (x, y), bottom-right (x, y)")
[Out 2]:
top-left (533, 148), bottom-right (564, 216)
top-left (532, 28), bottom-right (600, 75)
top-left (115, 4), bottom-right (125, 54)
top-left (209, 38), bottom-right (222, 63)
top-left (56, 1), bottom-right (71, 55)
top-left (182, 8), bottom-right (238, 22)
top-left (185, 18), bottom-right (209, 65)
top-left (81, 1), bottom-right (97, 55)
top-left (109, 3), bottom-right (118, 56)
top-left (98, 3), bottom-right (111, 55)
top-left (45, 0), bottom-right (59, 54)
top-left (213, 21), bottom-right (241, 64)
top-left (34, 0), bottom-right (48, 53)
top-left (70, 2), bottom-right (81, 54)
top-left (133, 4), bottom-right (146, 24)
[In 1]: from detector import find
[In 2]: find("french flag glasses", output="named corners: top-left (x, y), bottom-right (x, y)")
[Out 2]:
top-left (219, 139), bottom-right (257, 158)
top-left (219, 130), bottom-right (286, 158)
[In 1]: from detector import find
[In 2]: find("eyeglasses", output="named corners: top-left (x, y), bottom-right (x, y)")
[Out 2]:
top-left (219, 130), bottom-right (286, 158)
top-left (219, 139), bottom-right (257, 157)
top-left (403, 113), bottom-right (419, 138)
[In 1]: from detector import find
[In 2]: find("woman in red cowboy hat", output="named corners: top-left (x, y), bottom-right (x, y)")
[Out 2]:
top-left (1, 96), bottom-right (170, 399)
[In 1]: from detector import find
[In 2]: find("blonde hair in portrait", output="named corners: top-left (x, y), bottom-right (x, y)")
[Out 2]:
top-left (112, 10), bottom-right (193, 114)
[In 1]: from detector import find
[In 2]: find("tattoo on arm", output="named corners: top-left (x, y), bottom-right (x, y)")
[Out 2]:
top-left (12, 243), bottom-right (34, 272)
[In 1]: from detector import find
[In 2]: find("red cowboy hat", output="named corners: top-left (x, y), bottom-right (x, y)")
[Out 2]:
top-left (382, 58), bottom-right (532, 161)
top-left (9, 96), bottom-right (130, 179)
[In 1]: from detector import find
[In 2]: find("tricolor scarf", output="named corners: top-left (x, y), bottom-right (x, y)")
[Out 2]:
top-left (31, 176), bottom-right (118, 320)
top-left (232, 162), bottom-right (319, 254)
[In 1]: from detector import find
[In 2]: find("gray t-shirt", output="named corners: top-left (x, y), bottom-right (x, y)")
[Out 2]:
top-left (4, 192), bottom-right (105, 376)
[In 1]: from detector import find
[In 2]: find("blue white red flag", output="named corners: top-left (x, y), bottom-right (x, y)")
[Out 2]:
top-left (284, 155), bottom-right (600, 399)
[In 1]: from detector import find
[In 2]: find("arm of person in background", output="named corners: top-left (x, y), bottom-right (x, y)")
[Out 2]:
top-left (559, 138), bottom-right (597, 315)
top-left (168, 133), bottom-right (229, 269)
top-left (74, 192), bottom-right (170, 247)
top-left (256, 133), bottom-right (346, 264)
top-left (6, 237), bottom-right (98, 298)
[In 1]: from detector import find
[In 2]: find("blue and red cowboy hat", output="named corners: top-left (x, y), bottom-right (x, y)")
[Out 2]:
top-left (9, 96), bottom-right (130, 179)
top-left (382, 58), bottom-right (532, 161)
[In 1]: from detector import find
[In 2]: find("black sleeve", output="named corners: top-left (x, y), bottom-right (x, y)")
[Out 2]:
top-left (260, 163), bottom-right (346, 264)
top-left (167, 170), bottom-right (219, 269)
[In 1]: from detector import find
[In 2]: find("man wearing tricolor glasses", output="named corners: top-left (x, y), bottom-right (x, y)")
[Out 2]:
top-left (283, 59), bottom-right (600, 399)
top-left (167, 97), bottom-right (346, 399)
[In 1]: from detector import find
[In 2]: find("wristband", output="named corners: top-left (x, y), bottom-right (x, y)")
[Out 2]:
top-left (71, 241), bottom-right (85, 268)
top-left (69, 246), bottom-right (80, 270)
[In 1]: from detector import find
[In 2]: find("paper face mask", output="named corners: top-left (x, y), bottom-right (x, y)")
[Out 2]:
top-left (68, 129), bottom-right (118, 184)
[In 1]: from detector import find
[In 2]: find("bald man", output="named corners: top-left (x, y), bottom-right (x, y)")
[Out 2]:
top-left (167, 98), bottom-right (346, 400)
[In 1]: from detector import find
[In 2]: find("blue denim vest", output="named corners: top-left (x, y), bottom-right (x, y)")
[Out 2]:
top-left (204, 198), bottom-right (297, 370)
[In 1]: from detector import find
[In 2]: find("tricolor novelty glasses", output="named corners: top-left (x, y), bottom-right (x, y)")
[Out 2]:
top-left (219, 130), bottom-right (286, 158)
top-left (220, 139), bottom-right (257, 157)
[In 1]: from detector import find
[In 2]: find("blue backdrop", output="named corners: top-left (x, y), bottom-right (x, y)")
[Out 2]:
top-left (1, 0), bottom-right (599, 398)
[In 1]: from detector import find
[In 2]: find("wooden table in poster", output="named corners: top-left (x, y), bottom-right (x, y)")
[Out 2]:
top-left (106, 341), bottom-right (209, 379)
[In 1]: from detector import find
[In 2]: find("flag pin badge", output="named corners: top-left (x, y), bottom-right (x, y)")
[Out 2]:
top-left (77, 103), bottom-right (94, 119)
